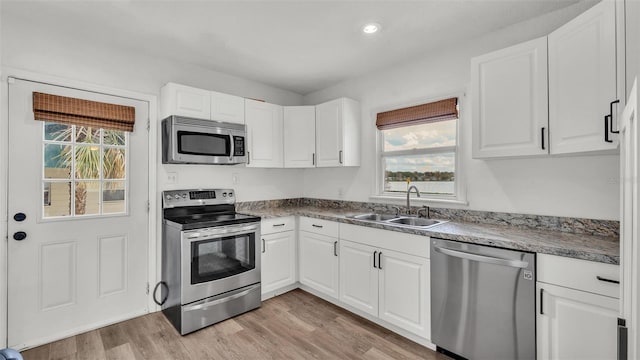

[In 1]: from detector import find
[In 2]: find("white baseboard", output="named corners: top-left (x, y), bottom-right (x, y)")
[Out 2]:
top-left (261, 283), bottom-right (299, 301)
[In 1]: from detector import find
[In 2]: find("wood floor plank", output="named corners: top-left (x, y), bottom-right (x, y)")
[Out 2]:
top-left (15, 288), bottom-right (444, 360)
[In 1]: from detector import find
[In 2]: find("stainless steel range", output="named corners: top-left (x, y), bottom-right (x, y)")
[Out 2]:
top-left (159, 189), bottom-right (261, 335)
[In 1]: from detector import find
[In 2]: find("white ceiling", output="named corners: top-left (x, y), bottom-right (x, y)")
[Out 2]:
top-left (2, 0), bottom-right (582, 95)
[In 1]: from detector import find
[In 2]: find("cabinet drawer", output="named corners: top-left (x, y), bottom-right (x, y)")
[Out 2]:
top-left (261, 216), bottom-right (295, 235)
top-left (339, 223), bottom-right (429, 258)
top-left (537, 254), bottom-right (619, 298)
top-left (299, 217), bottom-right (339, 238)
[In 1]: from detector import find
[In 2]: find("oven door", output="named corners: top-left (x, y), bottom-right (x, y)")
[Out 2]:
top-left (181, 223), bottom-right (260, 304)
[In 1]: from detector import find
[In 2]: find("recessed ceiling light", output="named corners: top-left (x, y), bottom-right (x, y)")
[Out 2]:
top-left (362, 23), bottom-right (381, 34)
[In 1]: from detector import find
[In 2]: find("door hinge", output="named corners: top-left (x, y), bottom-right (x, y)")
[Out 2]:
top-left (147, 200), bottom-right (150, 212)
top-left (147, 118), bottom-right (150, 131)
top-left (146, 282), bottom-right (150, 295)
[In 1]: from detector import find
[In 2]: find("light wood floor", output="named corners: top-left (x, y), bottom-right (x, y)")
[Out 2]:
top-left (21, 289), bottom-right (448, 360)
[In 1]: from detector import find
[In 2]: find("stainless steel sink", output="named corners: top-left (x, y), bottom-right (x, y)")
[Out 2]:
top-left (351, 213), bottom-right (398, 221)
top-left (387, 217), bottom-right (444, 227)
top-left (347, 213), bottom-right (447, 229)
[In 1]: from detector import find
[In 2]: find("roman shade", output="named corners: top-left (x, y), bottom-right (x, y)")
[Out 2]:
top-left (376, 97), bottom-right (458, 130)
top-left (33, 92), bottom-right (136, 132)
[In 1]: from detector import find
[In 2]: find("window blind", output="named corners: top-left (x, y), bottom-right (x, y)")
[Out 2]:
top-left (376, 97), bottom-right (458, 130)
top-left (33, 92), bottom-right (136, 132)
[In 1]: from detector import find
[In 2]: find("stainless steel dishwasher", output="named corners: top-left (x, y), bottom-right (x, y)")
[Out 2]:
top-left (431, 238), bottom-right (536, 360)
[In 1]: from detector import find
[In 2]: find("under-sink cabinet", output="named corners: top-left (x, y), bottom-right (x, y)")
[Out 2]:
top-left (536, 254), bottom-right (620, 360)
top-left (339, 224), bottom-right (430, 339)
top-left (298, 217), bottom-right (340, 300)
top-left (261, 217), bottom-right (297, 298)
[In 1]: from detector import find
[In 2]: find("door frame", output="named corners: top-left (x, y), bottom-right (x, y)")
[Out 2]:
top-left (0, 68), bottom-right (159, 348)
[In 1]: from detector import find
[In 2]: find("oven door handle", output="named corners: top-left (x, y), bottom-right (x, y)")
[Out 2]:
top-left (185, 224), bottom-right (259, 242)
top-left (183, 284), bottom-right (260, 312)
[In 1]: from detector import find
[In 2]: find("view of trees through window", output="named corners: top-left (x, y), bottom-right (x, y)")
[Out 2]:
top-left (43, 122), bottom-right (127, 218)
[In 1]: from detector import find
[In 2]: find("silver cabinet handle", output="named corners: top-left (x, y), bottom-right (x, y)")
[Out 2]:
top-left (262, 238), bottom-right (265, 253)
top-left (596, 276), bottom-right (620, 284)
top-left (312, 153), bottom-right (315, 166)
top-left (333, 241), bottom-right (338, 256)
top-left (339, 150), bottom-right (343, 164)
top-left (247, 151), bottom-right (251, 165)
top-left (378, 251), bottom-right (382, 270)
top-left (272, 223), bottom-right (285, 227)
top-left (433, 246), bottom-right (529, 268)
top-left (312, 224), bottom-right (323, 228)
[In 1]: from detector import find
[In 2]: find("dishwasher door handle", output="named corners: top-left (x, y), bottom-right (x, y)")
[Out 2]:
top-left (433, 246), bottom-right (529, 268)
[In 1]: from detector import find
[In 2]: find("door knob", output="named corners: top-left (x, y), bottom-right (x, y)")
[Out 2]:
top-left (13, 232), bottom-right (27, 241)
top-left (13, 213), bottom-right (26, 222)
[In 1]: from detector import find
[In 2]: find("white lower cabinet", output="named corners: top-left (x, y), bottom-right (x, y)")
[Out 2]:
top-left (299, 230), bottom-right (339, 300)
top-left (261, 217), bottom-right (296, 297)
top-left (537, 283), bottom-right (618, 360)
top-left (536, 254), bottom-right (620, 360)
top-left (339, 225), bottom-right (430, 339)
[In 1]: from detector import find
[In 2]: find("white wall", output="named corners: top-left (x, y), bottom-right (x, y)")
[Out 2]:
top-left (302, 1), bottom-right (619, 221)
top-left (1, 16), bottom-right (305, 203)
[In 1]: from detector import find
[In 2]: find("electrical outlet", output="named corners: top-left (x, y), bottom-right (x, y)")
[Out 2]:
top-left (166, 172), bottom-right (178, 184)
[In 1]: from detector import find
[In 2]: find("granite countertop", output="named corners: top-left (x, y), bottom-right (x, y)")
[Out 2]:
top-left (239, 206), bottom-right (620, 265)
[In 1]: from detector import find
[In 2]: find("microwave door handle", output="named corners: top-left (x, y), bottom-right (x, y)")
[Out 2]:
top-left (229, 132), bottom-right (234, 161)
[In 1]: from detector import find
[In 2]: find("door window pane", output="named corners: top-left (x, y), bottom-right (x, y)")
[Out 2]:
top-left (75, 126), bottom-right (100, 144)
top-left (74, 145), bottom-right (100, 179)
top-left (43, 181), bottom-right (71, 217)
top-left (103, 148), bottom-right (125, 179)
top-left (103, 181), bottom-right (125, 214)
top-left (75, 181), bottom-right (100, 216)
top-left (104, 130), bottom-right (125, 146)
top-left (44, 122), bottom-right (71, 141)
top-left (44, 144), bottom-right (71, 179)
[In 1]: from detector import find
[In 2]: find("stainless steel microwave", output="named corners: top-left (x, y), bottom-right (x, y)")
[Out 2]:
top-left (162, 116), bottom-right (247, 165)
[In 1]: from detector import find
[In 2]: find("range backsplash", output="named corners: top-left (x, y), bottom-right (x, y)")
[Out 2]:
top-left (235, 198), bottom-right (619, 238)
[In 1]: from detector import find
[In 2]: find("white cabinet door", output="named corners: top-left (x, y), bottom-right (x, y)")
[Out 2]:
top-left (261, 231), bottom-right (296, 295)
top-left (284, 106), bottom-right (316, 168)
top-left (160, 82), bottom-right (211, 120)
top-left (245, 99), bottom-right (283, 168)
top-left (537, 282), bottom-right (619, 360)
top-left (315, 98), bottom-right (360, 167)
top-left (339, 240), bottom-right (378, 316)
top-left (378, 249), bottom-right (430, 338)
top-left (471, 36), bottom-right (549, 158)
top-left (299, 231), bottom-right (339, 299)
top-left (548, 1), bottom-right (618, 154)
top-left (210, 91), bottom-right (245, 124)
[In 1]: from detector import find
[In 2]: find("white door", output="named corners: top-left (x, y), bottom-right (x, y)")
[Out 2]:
top-left (471, 36), bottom-right (549, 158)
top-left (537, 283), bottom-right (618, 360)
top-left (7, 79), bottom-right (149, 349)
top-left (620, 78), bottom-right (639, 359)
top-left (548, 0), bottom-right (618, 154)
top-left (339, 240), bottom-right (378, 316)
top-left (315, 99), bottom-right (342, 167)
top-left (261, 231), bottom-right (296, 294)
top-left (245, 99), bottom-right (283, 168)
top-left (283, 106), bottom-right (316, 168)
top-left (298, 231), bottom-right (339, 299)
top-left (378, 249), bottom-right (430, 338)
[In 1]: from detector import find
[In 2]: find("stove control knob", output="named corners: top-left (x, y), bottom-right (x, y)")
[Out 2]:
top-left (174, 195), bottom-right (181, 200)
top-left (222, 192), bottom-right (227, 197)
top-left (165, 195), bottom-right (172, 200)
top-left (182, 194), bottom-right (187, 199)
top-left (228, 192), bottom-right (233, 197)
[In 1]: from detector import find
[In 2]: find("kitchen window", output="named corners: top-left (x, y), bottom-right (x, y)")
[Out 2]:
top-left (377, 97), bottom-right (463, 202)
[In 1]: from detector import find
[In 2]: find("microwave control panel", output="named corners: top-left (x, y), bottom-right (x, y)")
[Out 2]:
top-left (233, 136), bottom-right (245, 156)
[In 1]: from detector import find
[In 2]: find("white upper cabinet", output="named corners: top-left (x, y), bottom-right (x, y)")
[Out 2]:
top-left (210, 90), bottom-right (245, 124)
top-left (160, 83), bottom-right (245, 124)
top-left (245, 99), bottom-right (284, 168)
top-left (284, 106), bottom-right (316, 168)
top-left (160, 83), bottom-right (211, 120)
top-left (315, 98), bottom-right (360, 167)
top-left (471, 37), bottom-right (549, 158)
top-left (548, 0), bottom-right (618, 154)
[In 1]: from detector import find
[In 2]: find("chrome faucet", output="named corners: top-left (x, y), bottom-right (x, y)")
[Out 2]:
top-left (406, 185), bottom-right (420, 215)
top-left (417, 205), bottom-right (430, 219)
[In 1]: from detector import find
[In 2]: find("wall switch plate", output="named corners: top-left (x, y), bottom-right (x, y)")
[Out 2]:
top-left (166, 172), bottom-right (178, 184)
